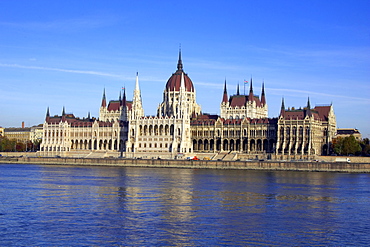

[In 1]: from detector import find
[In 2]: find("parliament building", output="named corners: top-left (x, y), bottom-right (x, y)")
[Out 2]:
top-left (40, 51), bottom-right (337, 160)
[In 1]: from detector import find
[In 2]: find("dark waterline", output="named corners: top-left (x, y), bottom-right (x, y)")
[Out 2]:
top-left (1, 163), bottom-right (369, 246)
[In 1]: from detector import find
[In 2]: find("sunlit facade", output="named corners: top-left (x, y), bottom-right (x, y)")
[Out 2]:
top-left (40, 51), bottom-right (336, 159)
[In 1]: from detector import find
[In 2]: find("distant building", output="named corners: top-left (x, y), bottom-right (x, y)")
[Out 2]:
top-left (4, 127), bottom-right (31, 143)
top-left (40, 50), bottom-right (337, 159)
top-left (3, 124), bottom-right (44, 144)
top-left (336, 128), bottom-right (362, 141)
top-left (0, 126), bottom-right (4, 137)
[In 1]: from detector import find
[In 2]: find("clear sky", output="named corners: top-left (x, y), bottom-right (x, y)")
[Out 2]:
top-left (0, 1), bottom-right (369, 138)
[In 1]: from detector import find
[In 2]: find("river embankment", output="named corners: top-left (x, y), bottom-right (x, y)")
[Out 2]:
top-left (1, 155), bottom-right (370, 173)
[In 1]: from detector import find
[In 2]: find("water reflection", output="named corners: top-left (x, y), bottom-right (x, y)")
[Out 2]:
top-left (0, 164), bottom-right (369, 246)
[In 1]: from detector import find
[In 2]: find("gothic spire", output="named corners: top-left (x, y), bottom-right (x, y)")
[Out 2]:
top-left (222, 79), bottom-right (228, 103)
top-left (237, 83), bottom-right (240, 95)
top-left (249, 77), bottom-right (253, 93)
top-left (177, 48), bottom-right (183, 71)
top-left (306, 97), bottom-right (312, 117)
top-left (248, 77), bottom-right (254, 102)
top-left (132, 72), bottom-right (144, 118)
top-left (45, 107), bottom-right (50, 121)
top-left (101, 88), bottom-right (107, 108)
top-left (280, 97), bottom-right (285, 117)
top-left (61, 106), bottom-right (66, 121)
top-left (261, 82), bottom-right (266, 105)
top-left (122, 87), bottom-right (127, 107)
top-left (135, 72), bottom-right (140, 91)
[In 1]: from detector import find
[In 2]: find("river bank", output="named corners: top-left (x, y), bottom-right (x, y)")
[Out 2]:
top-left (1, 156), bottom-right (370, 173)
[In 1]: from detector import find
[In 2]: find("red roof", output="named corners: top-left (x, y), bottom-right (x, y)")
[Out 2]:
top-left (230, 95), bottom-right (246, 107)
top-left (166, 70), bottom-right (194, 92)
top-left (314, 106), bottom-right (331, 121)
top-left (282, 111), bottom-right (305, 120)
top-left (280, 105), bottom-right (331, 121)
top-left (107, 101), bottom-right (121, 111)
top-left (228, 94), bottom-right (263, 107)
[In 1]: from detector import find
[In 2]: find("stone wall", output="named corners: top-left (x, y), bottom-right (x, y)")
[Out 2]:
top-left (1, 156), bottom-right (369, 173)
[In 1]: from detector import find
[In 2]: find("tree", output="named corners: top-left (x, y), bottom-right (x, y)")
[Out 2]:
top-left (360, 138), bottom-right (370, 156)
top-left (0, 136), bottom-right (16, 152)
top-left (333, 135), bottom-right (361, 156)
top-left (333, 137), bottom-right (344, 155)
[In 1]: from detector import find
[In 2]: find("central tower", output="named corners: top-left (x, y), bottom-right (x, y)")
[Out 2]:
top-left (157, 50), bottom-right (201, 118)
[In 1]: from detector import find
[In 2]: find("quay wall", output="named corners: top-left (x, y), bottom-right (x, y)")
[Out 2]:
top-left (1, 156), bottom-right (370, 173)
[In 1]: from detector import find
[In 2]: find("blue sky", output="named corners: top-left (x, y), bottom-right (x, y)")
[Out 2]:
top-left (0, 0), bottom-right (369, 138)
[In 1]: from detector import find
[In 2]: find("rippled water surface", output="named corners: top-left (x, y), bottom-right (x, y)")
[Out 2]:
top-left (1, 163), bottom-right (369, 246)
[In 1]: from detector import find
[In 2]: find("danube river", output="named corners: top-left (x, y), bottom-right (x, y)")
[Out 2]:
top-left (1, 164), bottom-right (369, 246)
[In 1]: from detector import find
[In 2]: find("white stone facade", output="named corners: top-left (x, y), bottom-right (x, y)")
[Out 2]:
top-left (39, 51), bottom-right (337, 159)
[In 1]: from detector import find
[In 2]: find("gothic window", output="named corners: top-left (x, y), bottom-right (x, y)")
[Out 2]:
top-left (165, 125), bottom-right (169, 135)
top-left (299, 127), bottom-right (303, 135)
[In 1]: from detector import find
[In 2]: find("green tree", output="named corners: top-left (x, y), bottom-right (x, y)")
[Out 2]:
top-left (360, 138), bottom-right (370, 156)
top-left (0, 136), bottom-right (16, 152)
top-left (333, 137), bottom-right (344, 155)
top-left (333, 135), bottom-right (361, 155)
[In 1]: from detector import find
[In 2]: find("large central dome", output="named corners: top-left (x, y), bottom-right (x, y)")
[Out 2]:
top-left (165, 51), bottom-right (194, 92)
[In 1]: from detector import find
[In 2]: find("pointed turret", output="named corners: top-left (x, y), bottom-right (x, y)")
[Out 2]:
top-left (236, 83), bottom-right (240, 95)
top-left (261, 82), bottom-right (266, 105)
top-left (222, 79), bottom-right (228, 103)
top-left (132, 72), bottom-right (144, 119)
top-left (122, 87), bottom-right (127, 107)
top-left (45, 107), bottom-right (50, 121)
top-left (135, 72), bottom-right (140, 91)
top-left (101, 88), bottom-right (107, 108)
top-left (177, 48), bottom-right (183, 71)
top-left (306, 97), bottom-right (312, 117)
top-left (119, 90), bottom-right (122, 105)
top-left (280, 98), bottom-right (285, 117)
top-left (248, 77), bottom-right (254, 102)
top-left (61, 106), bottom-right (66, 122)
top-left (88, 111), bottom-right (91, 119)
